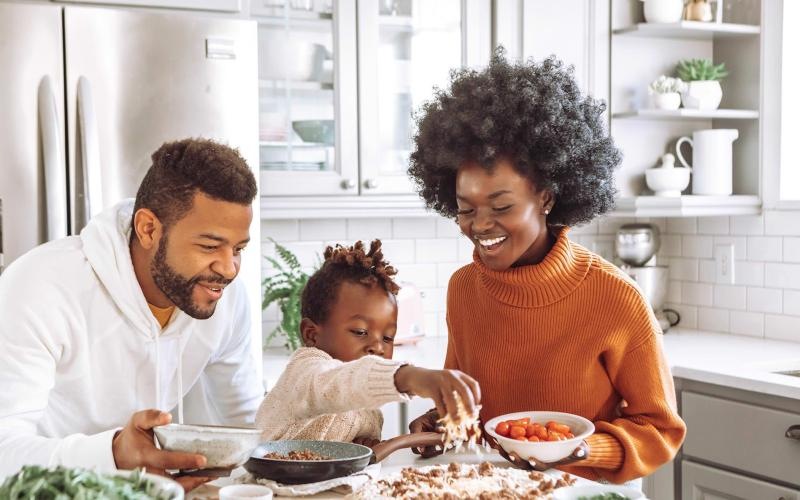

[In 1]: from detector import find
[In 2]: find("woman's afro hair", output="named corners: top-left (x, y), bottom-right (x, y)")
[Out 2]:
top-left (408, 49), bottom-right (621, 227)
top-left (301, 239), bottom-right (399, 324)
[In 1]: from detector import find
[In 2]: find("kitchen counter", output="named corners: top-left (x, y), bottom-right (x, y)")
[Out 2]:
top-left (264, 328), bottom-right (800, 401)
top-left (189, 448), bottom-right (585, 499)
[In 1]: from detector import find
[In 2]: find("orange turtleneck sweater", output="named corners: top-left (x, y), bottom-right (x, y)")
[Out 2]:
top-left (445, 228), bottom-right (686, 484)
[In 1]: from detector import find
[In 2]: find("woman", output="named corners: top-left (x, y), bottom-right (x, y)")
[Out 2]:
top-left (406, 51), bottom-right (686, 484)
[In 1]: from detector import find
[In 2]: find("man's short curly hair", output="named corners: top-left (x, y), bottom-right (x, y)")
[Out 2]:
top-left (408, 50), bottom-right (621, 227)
top-left (301, 239), bottom-right (399, 325)
top-left (132, 138), bottom-right (257, 231)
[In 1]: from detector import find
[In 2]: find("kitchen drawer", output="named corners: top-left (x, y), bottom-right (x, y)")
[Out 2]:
top-left (682, 460), bottom-right (800, 500)
top-left (682, 391), bottom-right (800, 487)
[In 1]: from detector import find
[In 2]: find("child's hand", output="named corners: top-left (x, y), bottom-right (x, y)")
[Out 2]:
top-left (394, 366), bottom-right (481, 421)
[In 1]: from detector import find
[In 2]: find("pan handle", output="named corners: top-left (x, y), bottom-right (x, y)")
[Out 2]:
top-left (370, 432), bottom-right (444, 463)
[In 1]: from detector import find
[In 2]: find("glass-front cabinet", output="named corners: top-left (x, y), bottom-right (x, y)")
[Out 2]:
top-left (253, 0), bottom-right (490, 199)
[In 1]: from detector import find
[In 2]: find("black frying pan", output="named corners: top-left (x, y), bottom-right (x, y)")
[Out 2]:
top-left (243, 432), bottom-right (443, 484)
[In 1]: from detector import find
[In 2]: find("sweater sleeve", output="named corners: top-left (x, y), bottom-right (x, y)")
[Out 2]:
top-left (255, 349), bottom-right (409, 433)
top-left (576, 329), bottom-right (686, 483)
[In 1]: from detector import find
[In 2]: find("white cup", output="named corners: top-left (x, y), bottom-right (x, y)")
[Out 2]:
top-left (219, 484), bottom-right (274, 500)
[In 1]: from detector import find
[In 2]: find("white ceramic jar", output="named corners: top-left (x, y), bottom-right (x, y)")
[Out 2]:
top-left (640, 0), bottom-right (684, 23)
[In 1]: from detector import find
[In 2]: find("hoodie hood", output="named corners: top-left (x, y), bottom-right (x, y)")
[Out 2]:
top-left (80, 199), bottom-right (160, 340)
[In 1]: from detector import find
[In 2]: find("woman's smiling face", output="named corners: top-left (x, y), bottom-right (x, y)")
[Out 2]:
top-left (455, 158), bottom-right (553, 271)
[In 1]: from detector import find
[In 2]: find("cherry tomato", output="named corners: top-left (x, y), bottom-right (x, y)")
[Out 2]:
top-left (527, 436), bottom-right (541, 442)
top-left (495, 422), bottom-right (510, 437)
top-left (525, 424), bottom-right (537, 438)
top-left (509, 425), bottom-right (527, 440)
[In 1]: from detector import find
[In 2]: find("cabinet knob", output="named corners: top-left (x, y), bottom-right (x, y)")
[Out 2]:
top-left (785, 425), bottom-right (800, 440)
top-left (364, 178), bottom-right (379, 189)
top-left (340, 179), bottom-right (356, 190)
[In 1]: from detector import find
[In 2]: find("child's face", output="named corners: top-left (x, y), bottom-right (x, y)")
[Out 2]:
top-left (455, 158), bottom-right (553, 271)
top-left (303, 281), bottom-right (398, 362)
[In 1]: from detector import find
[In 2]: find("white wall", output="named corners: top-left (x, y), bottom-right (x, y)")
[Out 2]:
top-left (261, 209), bottom-right (800, 345)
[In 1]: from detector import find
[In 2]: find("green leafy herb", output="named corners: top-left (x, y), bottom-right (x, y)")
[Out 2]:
top-left (676, 58), bottom-right (729, 81)
top-left (577, 493), bottom-right (630, 500)
top-left (262, 238), bottom-right (317, 351)
top-left (0, 465), bottom-right (175, 499)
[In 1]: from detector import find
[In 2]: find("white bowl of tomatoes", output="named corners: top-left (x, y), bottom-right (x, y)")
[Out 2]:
top-left (484, 411), bottom-right (594, 464)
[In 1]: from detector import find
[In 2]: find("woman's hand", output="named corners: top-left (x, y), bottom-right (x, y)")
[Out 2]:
top-left (394, 366), bottom-right (481, 421)
top-left (486, 434), bottom-right (589, 471)
top-left (408, 409), bottom-right (444, 458)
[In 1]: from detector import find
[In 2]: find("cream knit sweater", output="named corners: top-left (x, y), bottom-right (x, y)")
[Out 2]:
top-left (255, 347), bottom-right (410, 442)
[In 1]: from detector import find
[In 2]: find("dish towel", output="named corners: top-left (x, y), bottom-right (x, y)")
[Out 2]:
top-left (236, 464), bottom-right (382, 496)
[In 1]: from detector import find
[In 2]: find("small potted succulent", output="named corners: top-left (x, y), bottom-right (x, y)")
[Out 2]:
top-left (676, 58), bottom-right (729, 110)
top-left (648, 75), bottom-right (687, 110)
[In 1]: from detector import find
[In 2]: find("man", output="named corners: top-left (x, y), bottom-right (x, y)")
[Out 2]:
top-left (0, 138), bottom-right (264, 489)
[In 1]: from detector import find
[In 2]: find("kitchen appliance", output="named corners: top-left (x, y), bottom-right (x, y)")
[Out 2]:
top-left (675, 128), bottom-right (739, 195)
top-left (395, 281), bottom-right (426, 345)
top-left (0, 2), bottom-right (261, 367)
top-left (615, 224), bottom-right (680, 331)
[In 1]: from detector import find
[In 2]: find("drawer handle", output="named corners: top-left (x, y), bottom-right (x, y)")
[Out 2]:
top-left (785, 425), bottom-right (800, 440)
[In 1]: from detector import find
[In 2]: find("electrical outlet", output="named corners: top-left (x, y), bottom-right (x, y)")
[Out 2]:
top-left (715, 243), bottom-right (735, 284)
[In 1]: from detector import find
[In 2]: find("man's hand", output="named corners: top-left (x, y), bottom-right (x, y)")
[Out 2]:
top-left (394, 366), bottom-right (481, 421)
top-left (352, 436), bottom-right (381, 448)
top-left (112, 410), bottom-right (211, 491)
top-left (408, 409), bottom-right (444, 458)
top-left (486, 434), bottom-right (589, 471)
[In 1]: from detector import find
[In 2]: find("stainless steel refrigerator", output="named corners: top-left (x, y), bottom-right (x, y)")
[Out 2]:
top-left (0, 2), bottom-right (262, 374)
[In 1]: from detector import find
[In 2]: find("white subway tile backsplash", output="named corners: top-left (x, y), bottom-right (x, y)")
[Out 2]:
top-left (262, 219), bottom-right (299, 241)
top-left (281, 241), bottom-right (325, 268)
top-left (660, 235), bottom-right (682, 257)
top-left (698, 307), bottom-right (730, 333)
top-left (437, 261), bottom-right (466, 288)
top-left (299, 219), bottom-right (346, 241)
top-left (784, 238), bottom-right (800, 263)
top-left (346, 219), bottom-right (393, 241)
top-left (396, 263), bottom-right (438, 288)
top-left (394, 217), bottom-right (437, 239)
top-left (731, 214), bottom-right (764, 235)
top-left (682, 236), bottom-right (713, 258)
top-left (714, 285), bottom-right (747, 310)
top-left (669, 258), bottom-right (699, 281)
top-left (420, 287), bottom-right (447, 313)
top-left (747, 237), bottom-right (783, 262)
top-left (730, 311), bottom-right (764, 337)
top-left (712, 236), bottom-right (748, 261)
top-left (765, 263), bottom-right (800, 290)
top-left (747, 288), bottom-right (783, 314)
top-left (381, 239), bottom-right (416, 264)
top-left (598, 216), bottom-right (636, 235)
top-left (667, 303), bottom-right (697, 329)
top-left (734, 261), bottom-right (765, 287)
top-left (415, 239), bottom-right (459, 264)
top-left (667, 217), bottom-right (697, 235)
top-left (698, 217), bottom-right (730, 235)
top-left (765, 314), bottom-right (800, 342)
top-left (698, 259), bottom-right (716, 283)
top-left (765, 211), bottom-right (800, 236)
top-left (435, 217), bottom-right (461, 238)
top-left (458, 237), bottom-right (476, 262)
top-left (683, 282), bottom-right (713, 306)
top-left (784, 290), bottom-right (800, 317)
top-left (570, 219), bottom-right (599, 235)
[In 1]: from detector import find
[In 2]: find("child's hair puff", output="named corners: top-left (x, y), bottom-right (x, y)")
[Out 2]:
top-left (301, 239), bottom-right (399, 324)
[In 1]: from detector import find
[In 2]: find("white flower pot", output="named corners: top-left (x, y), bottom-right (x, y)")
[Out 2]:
top-left (681, 81), bottom-right (722, 110)
top-left (640, 0), bottom-right (684, 23)
top-left (651, 92), bottom-right (682, 110)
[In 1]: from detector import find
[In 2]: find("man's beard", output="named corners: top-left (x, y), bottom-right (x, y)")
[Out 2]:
top-left (150, 233), bottom-right (231, 319)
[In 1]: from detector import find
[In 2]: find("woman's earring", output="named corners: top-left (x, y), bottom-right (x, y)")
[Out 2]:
top-left (544, 208), bottom-right (550, 215)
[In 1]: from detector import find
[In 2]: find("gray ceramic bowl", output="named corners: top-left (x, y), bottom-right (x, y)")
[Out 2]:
top-left (153, 424), bottom-right (262, 469)
top-left (292, 120), bottom-right (334, 145)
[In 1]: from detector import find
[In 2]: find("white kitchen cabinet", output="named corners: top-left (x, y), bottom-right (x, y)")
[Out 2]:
top-left (255, 0), bottom-right (492, 217)
top-left (682, 460), bottom-right (800, 500)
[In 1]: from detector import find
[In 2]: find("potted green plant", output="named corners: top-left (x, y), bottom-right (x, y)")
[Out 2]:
top-left (648, 75), bottom-right (687, 110)
top-left (261, 239), bottom-right (314, 351)
top-left (676, 58), bottom-right (729, 110)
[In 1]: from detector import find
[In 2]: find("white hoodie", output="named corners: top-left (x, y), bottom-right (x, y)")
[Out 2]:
top-left (0, 200), bottom-right (263, 477)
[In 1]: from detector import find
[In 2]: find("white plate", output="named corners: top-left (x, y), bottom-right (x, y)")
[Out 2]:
top-left (551, 483), bottom-right (646, 500)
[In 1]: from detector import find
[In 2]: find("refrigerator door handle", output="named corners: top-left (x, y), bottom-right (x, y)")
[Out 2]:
top-left (38, 75), bottom-right (68, 241)
top-left (77, 76), bottom-right (103, 225)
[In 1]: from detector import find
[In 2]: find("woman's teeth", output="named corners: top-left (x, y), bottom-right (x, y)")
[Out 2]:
top-left (478, 236), bottom-right (507, 247)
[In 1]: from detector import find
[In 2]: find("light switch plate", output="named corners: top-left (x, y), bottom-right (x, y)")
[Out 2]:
top-left (715, 243), bottom-right (735, 284)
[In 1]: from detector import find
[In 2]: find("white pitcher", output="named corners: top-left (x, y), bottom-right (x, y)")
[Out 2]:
top-left (675, 129), bottom-right (739, 195)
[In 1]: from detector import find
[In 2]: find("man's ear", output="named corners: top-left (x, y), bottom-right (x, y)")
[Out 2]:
top-left (300, 318), bottom-right (321, 347)
top-left (132, 208), bottom-right (163, 250)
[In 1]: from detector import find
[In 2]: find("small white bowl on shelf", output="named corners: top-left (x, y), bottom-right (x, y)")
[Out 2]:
top-left (645, 153), bottom-right (691, 197)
